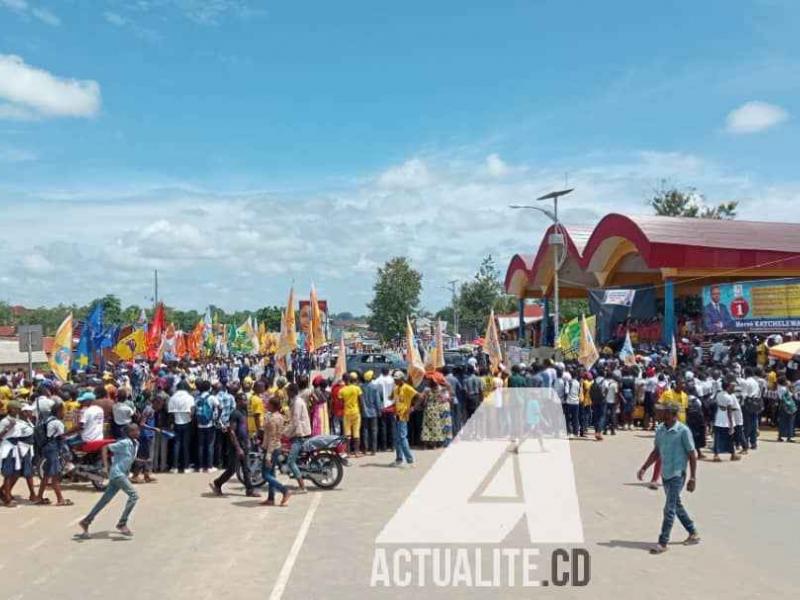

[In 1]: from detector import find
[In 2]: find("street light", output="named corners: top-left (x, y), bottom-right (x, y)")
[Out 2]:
top-left (510, 187), bottom-right (574, 344)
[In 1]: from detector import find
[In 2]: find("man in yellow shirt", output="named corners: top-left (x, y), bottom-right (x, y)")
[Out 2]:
top-left (247, 380), bottom-right (266, 437)
top-left (391, 371), bottom-right (419, 467)
top-left (661, 378), bottom-right (689, 424)
top-left (339, 373), bottom-right (363, 456)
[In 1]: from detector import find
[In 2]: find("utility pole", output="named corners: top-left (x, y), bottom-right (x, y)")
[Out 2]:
top-left (447, 279), bottom-right (459, 340)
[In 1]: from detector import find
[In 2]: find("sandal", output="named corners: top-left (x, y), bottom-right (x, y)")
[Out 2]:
top-left (34, 497), bottom-right (52, 505)
top-left (649, 544), bottom-right (668, 555)
top-left (56, 499), bottom-right (74, 506)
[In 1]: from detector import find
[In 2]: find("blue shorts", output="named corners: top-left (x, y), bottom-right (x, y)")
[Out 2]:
top-left (42, 443), bottom-right (63, 478)
top-left (1, 452), bottom-right (33, 477)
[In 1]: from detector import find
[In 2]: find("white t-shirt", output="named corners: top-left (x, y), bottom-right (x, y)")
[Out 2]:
top-left (112, 402), bottom-right (135, 426)
top-left (168, 390), bottom-right (195, 425)
top-left (566, 379), bottom-right (580, 405)
top-left (46, 418), bottom-right (65, 438)
top-left (730, 395), bottom-right (743, 426)
top-left (714, 392), bottom-right (734, 428)
top-left (32, 396), bottom-right (56, 418)
top-left (605, 380), bottom-right (619, 404)
top-left (80, 405), bottom-right (105, 442)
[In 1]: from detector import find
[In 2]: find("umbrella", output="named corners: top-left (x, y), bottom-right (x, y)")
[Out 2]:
top-left (768, 341), bottom-right (800, 362)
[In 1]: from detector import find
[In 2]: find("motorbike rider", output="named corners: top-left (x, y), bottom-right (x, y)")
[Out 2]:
top-left (283, 383), bottom-right (311, 493)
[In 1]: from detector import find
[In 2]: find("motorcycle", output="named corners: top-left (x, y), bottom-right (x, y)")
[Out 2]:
top-left (38, 438), bottom-right (114, 491)
top-left (237, 434), bottom-right (348, 490)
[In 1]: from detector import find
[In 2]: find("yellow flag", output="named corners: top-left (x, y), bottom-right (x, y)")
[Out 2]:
top-left (310, 284), bottom-right (327, 351)
top-left (48, 313), bottom-right (73, 381)
top-left (334, 336), bottom-right (347, 381)
top-left (277, 287), bottom-right (298, 359)
top-left (484, 309), bottom-right (503, 372)
top-left (405, 317), bottom-right (425, 387)
top-left (435, 320), bottom-right (446, 369)
top-left (578, 314), bottom-right (600, 370)
top-left (114, 329), bottom-right (147, 361)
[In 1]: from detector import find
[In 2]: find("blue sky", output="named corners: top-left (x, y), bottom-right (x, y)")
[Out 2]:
top-left (1, 0), bottom-right (798, 314)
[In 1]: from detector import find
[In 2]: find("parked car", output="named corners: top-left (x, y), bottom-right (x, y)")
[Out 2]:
top-left (345, 352), bottom-right (406, 375)
top-left (443, 350), bottom-right (473, 369)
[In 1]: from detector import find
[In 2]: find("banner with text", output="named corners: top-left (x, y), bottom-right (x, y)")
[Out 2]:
top-left (701, 279), bottom-right (800, 333)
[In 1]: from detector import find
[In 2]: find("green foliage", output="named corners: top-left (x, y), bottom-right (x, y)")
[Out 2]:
top-left (0, 295), bottom-right (288, 336)
top-left (559, 298), bottom-right (590, 322)
top-left (456, 255), bottom-right (517, 338)
top-left (368, 257), bottom-right (422, 342)
top-left (650, 183), bottom-right (738, 219)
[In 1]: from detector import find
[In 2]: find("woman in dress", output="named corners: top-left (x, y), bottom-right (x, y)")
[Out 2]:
top-left (421, 379), bottom-right (453, 448)
top-left (309, 375), bottom-right (330, 437)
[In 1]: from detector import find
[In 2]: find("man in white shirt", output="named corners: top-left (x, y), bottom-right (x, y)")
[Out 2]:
top-left (78, 393), bottom-right (105, 443)
top-left (603, 375), bottom-right (620, 435)
top-left (168, 383), bottom-right (195, 473)
top-left (712, 380), bottom-right (739, 462)
top-left (375, 368), bottom-right (395, 452)
top-left (564, 372), bottom-right (581, 437)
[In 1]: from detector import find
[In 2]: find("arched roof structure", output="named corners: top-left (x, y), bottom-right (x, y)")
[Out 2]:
top-left (505, 214), bottom-right (800, 299)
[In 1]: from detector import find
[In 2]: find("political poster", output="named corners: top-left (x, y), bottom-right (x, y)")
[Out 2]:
top-left (701, 279), bottom-right (800, 333)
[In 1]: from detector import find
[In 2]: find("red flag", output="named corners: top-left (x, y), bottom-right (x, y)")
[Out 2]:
top-left (175, 331), bottom-right (187, 359)
top-left (147, 303), bottom-right (165, 361)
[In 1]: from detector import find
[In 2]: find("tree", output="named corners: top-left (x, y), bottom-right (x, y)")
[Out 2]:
top-left (456, 255), bottom-right (516, 338)
top-left (368, 257), bottom-right (422, 342)
top-left (255, 306), bottom-right (282, 331)
top-left (650, 183), bottom-right (738, 219)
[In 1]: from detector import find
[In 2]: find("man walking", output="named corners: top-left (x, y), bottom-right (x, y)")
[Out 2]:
top-left (637, 403), bottom-right (700, 554)
top-left (79, 424), bottom-right (141, 538)
top-left (209, 393), bottom-right (259, 497)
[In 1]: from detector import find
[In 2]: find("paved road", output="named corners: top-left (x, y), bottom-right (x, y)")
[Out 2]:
top-left (1, 430), bottom-right (797, 600)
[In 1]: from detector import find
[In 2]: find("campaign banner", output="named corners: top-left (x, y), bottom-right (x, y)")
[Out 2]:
top-left (602, 289), bottom-right (636, 307)
top-left (701, 279), bottom-right (800, 333)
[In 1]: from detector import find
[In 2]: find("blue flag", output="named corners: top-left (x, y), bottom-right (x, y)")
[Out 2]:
top-left (98, 325), bottom-right (120, 350)
top-left (74, 325), bottom-right (92, 371)
top-left (86, 302), bottom-right (105, 350)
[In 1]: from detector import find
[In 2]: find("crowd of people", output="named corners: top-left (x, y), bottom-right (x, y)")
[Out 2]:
top-left (0, 332), bottom-right (797, 542)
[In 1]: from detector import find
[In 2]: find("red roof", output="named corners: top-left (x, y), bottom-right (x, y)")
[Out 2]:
top-left (497, 304), bottom-right (543, 320)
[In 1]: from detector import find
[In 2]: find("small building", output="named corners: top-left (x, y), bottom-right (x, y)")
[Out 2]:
top-left (0, 339), bottom-right (48, 372)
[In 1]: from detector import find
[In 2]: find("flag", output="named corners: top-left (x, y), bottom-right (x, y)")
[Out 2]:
top-left (85, 302), bottom-right (105, 350)
top-left (557, 315), bottom-right (596, 359)
top-left (434, 320), bottom-right (446, 369)
top-left (74, 326), bottom-right (92, 370)
top-left (147, 303), bottom-right (165, 361)
top-left (277, 288), bottom-right (297, 358)
top-left (669, 335), bottom-right (678, 370)
top-left (484, 309), bottom-right (503, 372)
top-left (334, 336), bottom-right (347, 381)
top-left (578, 314), bottom-right (600, 370)
top-left (114, 329), bottom-right (147, 361)
top-left (310, 284), bottom-right (327, 351)
top-left (405, 317), bottom-right (425, 387)
top-left (137, 308), bottom-right (148, 327)
top-left (98, 325), bottom-right (120, 350)
top-left (49, 313), bottom-right (73, 381)
top-left (248, 316), bottom-right (260, 353)
top-left (175, 331), bottom-right (187, 358)
top-left (620, 330), bottom-right (635, 366)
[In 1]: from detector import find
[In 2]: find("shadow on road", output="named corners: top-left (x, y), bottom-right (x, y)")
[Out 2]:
top-left (597, 540), bottom-right (655, 552)
top-left (71, 531), bottom-right (132, 543)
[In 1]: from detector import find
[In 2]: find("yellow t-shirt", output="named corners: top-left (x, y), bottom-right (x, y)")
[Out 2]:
top-left (63, 400), bottom-right (81, 431)
top-left (247, 393), bottom-right (265, 435)
top-left (767, 371), bottom-right (778, 390)
top-left (660, 389), bottom-right (688, 423)
top-left (0, 385), bottom-right (12, 415)
top-left (580, 380), bottom-right (593, 407)
top-left (393, 383), bottom-right (417, 422)
top-left (339, 384), bottom-right (362, 417)
top-left (757, 344), bottom-right (767, 367)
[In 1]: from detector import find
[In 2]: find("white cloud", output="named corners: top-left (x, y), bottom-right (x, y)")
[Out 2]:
top-left (376, 158), bottom-right (433, 190)
top-left (0, 148), bottom-right (786, 313)
top-left (103, 11), bottom-right (127, 26)
top-left (0, 0), bottom-right (60, 25)
top-left (0, 55), bottom-right (101, 120)
top-left (726, 101), bottom-right (789, 134)
top-left (486, 153), bottom-right (511, 178)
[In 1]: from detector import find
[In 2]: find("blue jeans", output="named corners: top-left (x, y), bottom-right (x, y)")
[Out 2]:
top-left (394, 419), bottom-right (414, 464)
top-left (742, 410), bottom-right (759, 449)
top-left (171, 423), bottom-right (190, 471)
top-left (84, 475), bottom-right (139, 526)
top-left (288, 437), bottom-right (307, 485)
top-left (659, 473), bottom-right (696, 546)
top-left (592, 404), bottom-right (606, 434)
top-left (565, 404), bottom-right (580, 436)
top-left (262, 449), bottom-right (288, 501)
top-left (197, 427), bottom-right (215, 470)
top-left (579, 405), bottom-right (591, 435)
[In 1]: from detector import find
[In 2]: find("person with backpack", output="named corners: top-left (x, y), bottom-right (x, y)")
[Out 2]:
top-left (776, 376), bottom-right (797, 442)
top-left (34, 401), bottom-right (72, 506)
top-left (589, 373), bottom-right (607, 441)
top-left (740, 367), bottom-right (763, 451)
top-left (194, 379), bottom-right (219, 473)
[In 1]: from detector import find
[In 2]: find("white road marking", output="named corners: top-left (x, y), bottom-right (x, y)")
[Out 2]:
top-left (268, 493), bottom-right (322, 600)
top-left (27, 539), bottom-right (46, 552)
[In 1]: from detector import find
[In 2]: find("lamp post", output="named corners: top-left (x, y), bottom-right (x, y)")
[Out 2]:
top-left (510, 187), bottom-right (574, 345)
